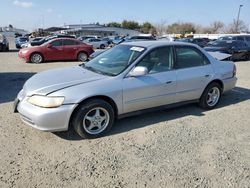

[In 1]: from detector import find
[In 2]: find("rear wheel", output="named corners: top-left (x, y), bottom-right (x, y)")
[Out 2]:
top-left (77, 52), bottom-right (88, 62)
top-left (30, 53), bottom-right (43, 63)
top-left (72, 99), bottom-right (114, 139)
top-left (199, 82), bottom-right (222, 109)
top-left (244, 54), bottom-right (250, 61)
top-left (100, 44), bottom-right (105, 49)
top-left (5, 45), bottom-right (9, 51)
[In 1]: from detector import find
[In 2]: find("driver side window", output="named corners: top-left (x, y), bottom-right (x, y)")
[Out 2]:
top-left (136, 47), bottom-right (173, 74)
top-left (51, 40), bottom-right (63, 47)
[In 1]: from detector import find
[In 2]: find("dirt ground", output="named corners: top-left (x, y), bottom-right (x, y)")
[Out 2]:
top-left (0, 41), bottom-right (250, 187)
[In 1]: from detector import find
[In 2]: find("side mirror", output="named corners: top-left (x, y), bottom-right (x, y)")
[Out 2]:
top-left (128, 66), bottom-right (148, 77)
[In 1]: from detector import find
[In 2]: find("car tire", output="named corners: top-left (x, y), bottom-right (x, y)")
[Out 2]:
top-left (77, 52), bottom-right (88, 62)
top-left (244, 54), bottom-right (250, 61)
top-left (100, 44), bottom-right (105, 49)
top-left (5, 46), bottom-right (9, 51)
top-left (30, 53), bottom-right (43, 63)
top-left (199, 82), bottom-right (222, 109)
top-left (72, 99), bottom-right (115, 139)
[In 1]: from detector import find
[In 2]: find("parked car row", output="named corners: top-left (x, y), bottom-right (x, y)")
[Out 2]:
top-left (19, 38), bottom-right (94, 63)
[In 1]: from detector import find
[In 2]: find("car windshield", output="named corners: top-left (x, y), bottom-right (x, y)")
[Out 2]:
top-left (84, 45), bottom-right (145, 76)
top-left (210, 41), bottom-right (233, 47)
top-left (19, 38), bottom-right (28, 42)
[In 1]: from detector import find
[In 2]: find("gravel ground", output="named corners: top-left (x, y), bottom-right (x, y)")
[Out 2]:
top-left (0, 43), bottom-right (250, 187)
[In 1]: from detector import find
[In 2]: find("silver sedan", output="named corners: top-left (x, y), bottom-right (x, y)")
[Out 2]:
top-left (14, 41), bottom-right (237, 138)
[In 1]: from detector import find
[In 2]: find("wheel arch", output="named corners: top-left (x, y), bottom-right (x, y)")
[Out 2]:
top-left (69, 95), bottom-right (118, 127)
top-left (29, 52), bottom-right (44, 62)
top-left (200, 79), bottom-right (224, 99)
top-left (77, 51), bottom-right (89, 58)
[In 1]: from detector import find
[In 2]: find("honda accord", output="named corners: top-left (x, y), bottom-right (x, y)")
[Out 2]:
top-left (14, 41), bottom-right (237, 138)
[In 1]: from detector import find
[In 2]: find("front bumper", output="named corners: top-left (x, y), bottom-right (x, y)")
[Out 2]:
top-left (15, 94), bottom-right (77, 132)
top-left (18, 51), bottom-right (29, 62)
top-left (223, 77), bottom-right (237, 93)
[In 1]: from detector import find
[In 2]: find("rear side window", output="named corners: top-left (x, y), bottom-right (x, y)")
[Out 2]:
top-left (63, 40), bottom-right (77, 46)
top-left (175, 46), bottom-right (209, 69)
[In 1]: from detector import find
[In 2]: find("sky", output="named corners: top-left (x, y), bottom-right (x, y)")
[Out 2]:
top-left (0, 0), bottom-right (250, 31)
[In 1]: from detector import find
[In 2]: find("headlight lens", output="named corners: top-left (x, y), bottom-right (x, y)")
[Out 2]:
top-left (28, 95), bottom-right (64, 108)
top-left (21, 50), bottom-right (29, 54)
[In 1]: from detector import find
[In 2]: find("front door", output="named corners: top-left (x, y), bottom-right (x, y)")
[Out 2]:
top-left (45, 39), bottom-right (64, 61)
top-left (123, 47), bottom-right (177, 113)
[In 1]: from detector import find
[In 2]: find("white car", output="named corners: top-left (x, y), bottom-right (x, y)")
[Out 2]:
top-left (84, 38), bottom-right (108, 49)
top-left (14, 41), bottom-right (237, 138)
top-left (21, 37), bottom-right (44, 48)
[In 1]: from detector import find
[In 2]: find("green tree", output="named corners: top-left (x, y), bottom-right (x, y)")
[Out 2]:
top-left (167, 22), bottom-right (196, 34)
top-left (140, 22), bottom-right (155, 33)
top-left (122, 20), bottom-right (140, 30)
top-left (106, 22), bottom-right (122, 28)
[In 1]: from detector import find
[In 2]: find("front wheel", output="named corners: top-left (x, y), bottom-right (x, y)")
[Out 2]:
top-left (199, 82), bottom-right (222, 109)
top-left (30, 53), bottom-right (43, 63)
top-left (72, 99), bottom-right (115, 139)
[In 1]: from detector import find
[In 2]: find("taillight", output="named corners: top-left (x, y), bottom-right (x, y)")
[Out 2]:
top-left (233, 64), bottom-right (236, 77)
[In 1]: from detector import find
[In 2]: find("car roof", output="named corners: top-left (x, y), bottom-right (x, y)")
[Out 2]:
top-left (121, 40), bottom-right (198, 48)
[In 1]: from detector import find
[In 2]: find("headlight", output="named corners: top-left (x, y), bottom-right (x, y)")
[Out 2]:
top-left (21, 50), bottom-right (29, 54)
top-left (28, 95), bottom-right (64, 108)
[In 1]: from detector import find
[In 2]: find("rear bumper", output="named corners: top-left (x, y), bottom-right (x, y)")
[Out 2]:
top-left (222, 77), bottom-right (237, 93)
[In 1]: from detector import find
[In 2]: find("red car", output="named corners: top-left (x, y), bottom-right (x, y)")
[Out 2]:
top-left (19, 38), bottom-right (94, 63)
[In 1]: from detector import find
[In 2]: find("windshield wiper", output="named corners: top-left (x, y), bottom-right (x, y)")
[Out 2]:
top-left (84, 66), bottom-right (115, 76)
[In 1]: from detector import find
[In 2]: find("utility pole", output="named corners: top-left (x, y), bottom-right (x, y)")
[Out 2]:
top-left (236, 5), bottom-right (243, 33)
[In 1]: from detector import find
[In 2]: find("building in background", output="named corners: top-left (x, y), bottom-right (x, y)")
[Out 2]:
top-left (44, 24), bottom-right (141, 37)
top-left (0, 26), bottom-right (28, 37)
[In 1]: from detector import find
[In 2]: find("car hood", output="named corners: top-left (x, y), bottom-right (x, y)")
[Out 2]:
top-left (23, 66), bottom-right (106, 96)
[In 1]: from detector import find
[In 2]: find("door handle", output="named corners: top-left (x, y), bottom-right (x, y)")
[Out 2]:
top-left (166, 81), bottom-right (173, 84)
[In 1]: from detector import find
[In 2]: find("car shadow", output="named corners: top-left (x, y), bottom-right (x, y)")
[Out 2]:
top-left (1, 49), bottom-right (20, 53)
top-left (0, 72), bottom-right (35, 104)
top-left (54, 86), bottom-right (250, 141)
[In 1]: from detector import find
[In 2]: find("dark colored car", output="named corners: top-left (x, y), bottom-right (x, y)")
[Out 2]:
top-left (19, 38), bottom-right (94, 63)
top-left (0, 34), bottom-right (9, 51)
top-left (204, 40), bottom-right (250, 61)
top-left (30, 35), bottom-right (75, 46)
top-left (176, 38), bottom-right (207, 47)
top-left (15, 37), bottom-right (29, 48)
top-left (218, 35), bottom-right (250, 47)
top-left (130, 35), bottom-right (156, 41)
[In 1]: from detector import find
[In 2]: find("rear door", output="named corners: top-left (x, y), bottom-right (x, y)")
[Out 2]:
top-left (174, 46), bottom-right (213, 102)
top-left (63, 39), bottom-right (79, 60)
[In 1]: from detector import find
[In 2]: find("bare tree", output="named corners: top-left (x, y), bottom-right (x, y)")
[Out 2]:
top-left (154, 20), bottom-right (168, 36)
top-left (210, 21), bottom-right (224, 33)
top-left (224, 19), bottom-right (247, 33)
